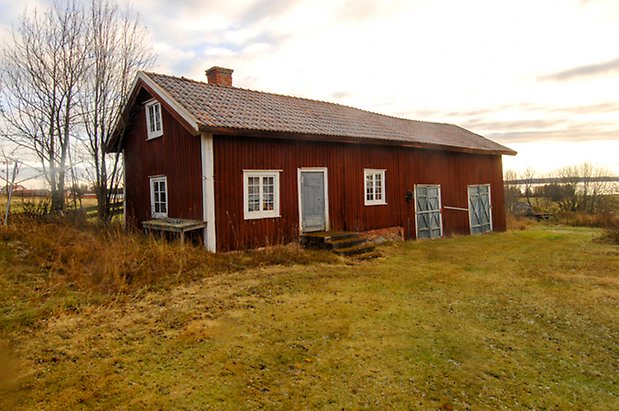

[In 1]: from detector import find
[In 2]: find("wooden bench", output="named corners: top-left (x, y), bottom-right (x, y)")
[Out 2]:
top-left (142, 218), bottom-right (207, 245)
top-left (532, 213), bottom-right (553, 221)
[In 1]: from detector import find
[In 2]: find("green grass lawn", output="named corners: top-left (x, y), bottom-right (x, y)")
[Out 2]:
top-left (1, 225), bottom-right (618, 409)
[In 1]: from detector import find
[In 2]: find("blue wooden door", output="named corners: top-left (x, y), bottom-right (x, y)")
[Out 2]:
top-left (300, 171), bottom-right (326, 232)
top-left (415, 185), bottom-right (442, 239)
top-left (469, 184), bottom-right (492, 234)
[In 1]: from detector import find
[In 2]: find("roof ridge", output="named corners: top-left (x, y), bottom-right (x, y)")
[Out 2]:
top-left (142, 71), bottom-right (456, 128)
top-left (138, 70), bottom-right (516, 156)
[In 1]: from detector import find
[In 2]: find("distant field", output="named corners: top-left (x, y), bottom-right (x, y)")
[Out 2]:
top-left (0, 223), bottom-right (617, 409)
top-left (0, 194), bottom-right (98, 216)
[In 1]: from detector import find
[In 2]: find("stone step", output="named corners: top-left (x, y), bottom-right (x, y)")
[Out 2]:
top-left (301, 231), bottom-right (380, 259)
top-left (333, 243), bottom-right (376, 257)
top-left (300, 231), bottom-right (360, 249)
top-left (327, 237), bottom-right (366, 250)
top-left (325, 232), bottom-right (361, 242)
top-left (353, 250), bottom-right (383, 260)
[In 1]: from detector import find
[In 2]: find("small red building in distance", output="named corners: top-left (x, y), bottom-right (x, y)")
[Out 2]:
top-left (107, 66), bottom-right (516, 252)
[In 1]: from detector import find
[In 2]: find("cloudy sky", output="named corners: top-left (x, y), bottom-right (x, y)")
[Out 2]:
top-left (1, 0), bottom-right (618, 176)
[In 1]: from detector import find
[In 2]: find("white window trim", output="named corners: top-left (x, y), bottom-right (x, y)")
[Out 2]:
top-left (149, 175), bottom-right (168, 218)
top-left (364, 168), bottom-right (387, 206)
top-left (145, 99), bottom-right (163, 140)
top-left (243, 170), bottom-right (281, 220)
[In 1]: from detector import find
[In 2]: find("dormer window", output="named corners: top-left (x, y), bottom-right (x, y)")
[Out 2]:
top-left (145, 100), bottom-right (163, 139)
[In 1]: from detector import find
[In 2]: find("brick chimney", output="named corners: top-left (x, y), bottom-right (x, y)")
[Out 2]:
top-left (205, 66), bottom-right (233, 86)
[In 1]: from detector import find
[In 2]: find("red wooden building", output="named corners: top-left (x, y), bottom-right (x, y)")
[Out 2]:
top-left (108, 66), bottom-right (516, 252)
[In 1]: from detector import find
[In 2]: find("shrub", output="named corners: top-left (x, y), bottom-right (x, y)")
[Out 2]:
top-left (601, 227), bottom-right (619, 245)
top-left (1, 218), bottom-right (336, 295)
top-left (506, 213), bottom-right (535, 231)
top-left (19, 197), bottom-right (51, 220)
top-left (557, 212), bottom-right (619, 228)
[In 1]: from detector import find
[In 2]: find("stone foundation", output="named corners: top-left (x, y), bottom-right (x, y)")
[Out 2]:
top-left (364, 226), bottom-right (404, 244)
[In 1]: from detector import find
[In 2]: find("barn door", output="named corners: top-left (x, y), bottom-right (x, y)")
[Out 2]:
top-left (299, 169), bottom-right (328, 232)
top-left (415, 185), bottom-right (442, 239)
top-left (468, 184), bottom-right (492, 234)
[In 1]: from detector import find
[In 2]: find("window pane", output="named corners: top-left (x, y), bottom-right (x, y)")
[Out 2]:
top-left (154, 104), bottom-right (161, 131)
top-left (248, 176), bottom-right (260, 212)
top-left (374, 173), bottom-right (382, 200)
top-left (366, 174), bottom-right (374, 201)
top-left (263, 176), bottom-right (274, 189)
top-left (148, 106), bottom-right (155, 132)
top-left (248, 194), bottom-right (259, 211)
top-left (248, 177), bottom-right (259, 190)
top-left (263, 195), bottom-right (273, 211)
top-left (262, 177), bottom-right (274, 211)
top-left (248, 199), bottom-right (259, 211)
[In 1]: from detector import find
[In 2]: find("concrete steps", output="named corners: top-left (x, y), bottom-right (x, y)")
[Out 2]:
top-left (300, 231), bottom-right (380, 258)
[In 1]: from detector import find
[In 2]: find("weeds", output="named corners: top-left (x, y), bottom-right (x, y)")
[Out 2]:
top-left (557, 211), bottom-right (619, 228)
top-left (550, 211), bottom-right (619, 244)
top-left (600, 227), bottom-right (619, 245)
top-left (1, 225), bottom-right (617, 409)
top-left (506, 213), bottom-right (537, 231)
top-left (0, 218), bottom-right (338, 334)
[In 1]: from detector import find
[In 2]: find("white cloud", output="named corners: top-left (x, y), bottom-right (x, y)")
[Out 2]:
top-left (2, 0), bottom-right (619, 175)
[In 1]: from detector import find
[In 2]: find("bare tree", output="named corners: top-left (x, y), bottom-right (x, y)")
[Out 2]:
top-left (80, 0), bottom-right (155, 221)
top-left (503, 169), bottom-right (521, 214)
top-left (550, 163), bottom-right (614, 213)
top-left (521, 167), bottom-right (536, 208)
top-left (1, 1), bottom-right (89, 212)
top-left (0, 146), bottom-right (41, 225)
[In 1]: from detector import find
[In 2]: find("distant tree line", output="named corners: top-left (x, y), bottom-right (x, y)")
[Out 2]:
top-left (0, 0), bottom-right (155, 221)
top-left (504, 163), bottom-right (618, 215)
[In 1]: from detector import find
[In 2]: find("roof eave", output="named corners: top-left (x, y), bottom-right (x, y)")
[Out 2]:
top-left (199, 125), bottom-right (517, 156)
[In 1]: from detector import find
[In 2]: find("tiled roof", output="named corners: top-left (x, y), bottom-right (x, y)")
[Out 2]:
top-left (143, 72), bottom-right (515, 155)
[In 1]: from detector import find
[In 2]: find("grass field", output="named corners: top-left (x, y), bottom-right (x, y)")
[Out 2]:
top-left (1, 223), bottom-right (618, 409)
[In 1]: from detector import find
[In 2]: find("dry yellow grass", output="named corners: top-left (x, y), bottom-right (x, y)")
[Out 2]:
top-left (1, 222), bottom-right (618, 409)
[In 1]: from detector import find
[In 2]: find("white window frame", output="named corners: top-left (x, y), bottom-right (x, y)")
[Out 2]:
top-left (243, 170), bottom-right (281, 220)
top-left (149, 175), bottom-right (168, 218)
top-left (145, 99), bottom-right (163, 140)
top-left (364, 168), bottom-right (387, 206)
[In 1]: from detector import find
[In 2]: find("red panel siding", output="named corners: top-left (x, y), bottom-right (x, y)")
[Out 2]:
top-left (213, 136), bottom-right (507, 251)
top-left (123, 90), bottom-right (202, 228)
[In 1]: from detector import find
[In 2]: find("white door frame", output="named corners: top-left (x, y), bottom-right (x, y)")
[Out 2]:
top-left (201, 133), bottom-right (216, 252)
top-left (414, 184), bottom-right (443, 238)
top-left (297, 167), bottom-right (330, 233)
